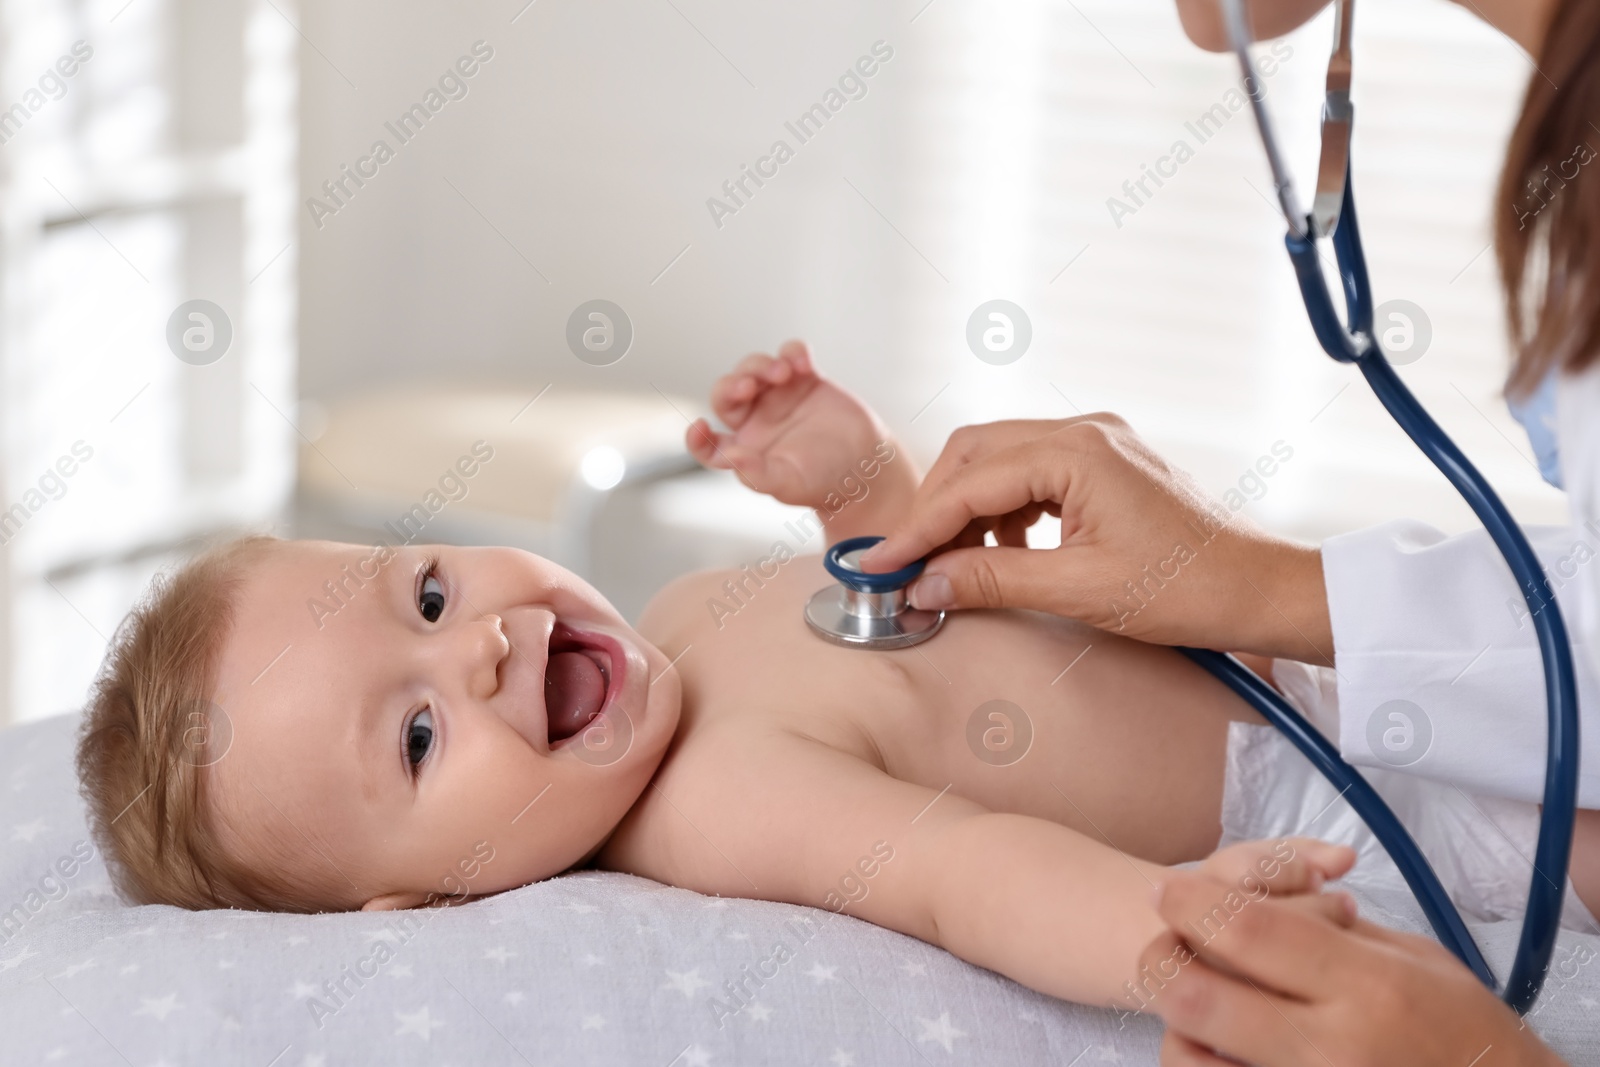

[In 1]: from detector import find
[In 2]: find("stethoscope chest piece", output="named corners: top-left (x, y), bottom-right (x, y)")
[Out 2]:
top-left (805, 535), bottom-right (945, 650)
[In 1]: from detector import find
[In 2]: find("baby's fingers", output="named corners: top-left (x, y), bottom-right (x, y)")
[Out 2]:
top-left (776, 339), bottom-right (816, 380)
top-left (687, 418), bottom-right (736, 470)
top-left (711, 354), bottom-right (782, 426)
top-left (1208, 838), bottom-right (1356, 897)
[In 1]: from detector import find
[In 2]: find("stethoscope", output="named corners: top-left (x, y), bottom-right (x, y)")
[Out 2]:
top-left (804, 535), bottom-right (945, 649)
top-left (806, 0), bottom-right (1579, 1013)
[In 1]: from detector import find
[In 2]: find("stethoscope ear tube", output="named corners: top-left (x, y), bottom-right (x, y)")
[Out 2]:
top-left (1226, 155), bottom-right (1581, 1013)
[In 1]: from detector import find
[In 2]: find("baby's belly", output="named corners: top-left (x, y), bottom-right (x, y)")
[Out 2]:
top-left (646, 554), bottom-right (1259, 864)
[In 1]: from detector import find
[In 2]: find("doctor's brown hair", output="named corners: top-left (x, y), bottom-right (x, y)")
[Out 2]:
top-left (1496, 0), bottom-right (1600, 398)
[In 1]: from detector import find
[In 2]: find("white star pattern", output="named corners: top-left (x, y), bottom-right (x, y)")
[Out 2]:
top-left (1579, 995), bottom-right (1598, 1009)
top-left (10, 819), bottom-right (47, 842)
top-left (218, 960), bottom-right (235, 970)
top-left (0, 947), bottom-right (37, 971)
top-left (288, 981), bottom-right (319, 999)
top-left (805, 963), bottom-right (838, 984)
top-left (120, 964), bottom-right (139, 975)
top-left (562, 902), bottom-right (599, 914)
top-left (581, 1013), bottom-right (606, 1030)
top-left (1094, 1046), bottom-right (1124, 1062)
top-left (915, 1012), bottom-right (967, 1053)
top-left (133, 993), bottom-right (183, 1022)
top-left (504, 991), bottom-right (526, 1006)
top-left (899, 960), bottom-right (926, 977)
top-left (301, 1055), bottom-right (326, 1067)
top-left (286, 935), bottom-right (309, 946)
top-left (388, 963), bottom-right (413, 978)
top-left (208, 931), bottom-right (229, 940)
top-left (579, 953), bottom-right (604, 966)
top-left (394, 1005), bottom-right (445, 1040)
top-left (701, 898), bottom-right (730, 909)
top-left (44, 1049), bottom-right (65, 1061)
top-left (679, 1045), bottom-right (712, 1067)
top-left (829, 1051), bottom-right (856, 1067)
top-left (55, 959), bottom-right (96, 979)
top-left (1018, 1008), bottom-right (1039, 1023)
top-left (483, 946), bottom-right (516, 963)
top-left (662, 969), bottom-right (711, 998)
top-left (727, 931), bottom-right (749, 941)
top-left (366, 929), bottom-right (401, 945)
top-left (743, 1001), bottom-right (773, 1023)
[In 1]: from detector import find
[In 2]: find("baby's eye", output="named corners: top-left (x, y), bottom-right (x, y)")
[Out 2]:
top-left (419, 566), bottom-right (446, 623)
top-left (406, 708), bottom-right (435, 773)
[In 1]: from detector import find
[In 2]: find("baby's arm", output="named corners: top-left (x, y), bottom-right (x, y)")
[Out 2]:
top-left (628, 726), bottom-right (1200, 1009)
top-left (686, 340), bottom-right (920, 541)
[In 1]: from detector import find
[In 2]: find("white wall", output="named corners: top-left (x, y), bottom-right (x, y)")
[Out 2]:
top-left (295, 0), bottom-right (1565, 552)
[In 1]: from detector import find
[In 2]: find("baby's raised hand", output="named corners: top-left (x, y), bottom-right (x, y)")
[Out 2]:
top-left (687, 340), bottom-right (898, 510)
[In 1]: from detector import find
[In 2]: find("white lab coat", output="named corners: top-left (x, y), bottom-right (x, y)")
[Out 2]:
top-left (1323, 367), bottom-right (1600, 808)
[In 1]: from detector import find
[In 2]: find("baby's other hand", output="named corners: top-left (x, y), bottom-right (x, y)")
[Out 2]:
top-left (686, 340), bottom-right (897, 509)
top-left (1194, 837), bottom-right (1357, 911)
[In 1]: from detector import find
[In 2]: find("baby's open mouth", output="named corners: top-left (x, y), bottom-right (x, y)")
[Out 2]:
top-left (545, 623), bottom-right (613, 744)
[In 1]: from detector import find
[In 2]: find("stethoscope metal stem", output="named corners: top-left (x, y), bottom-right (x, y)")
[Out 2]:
top-left (805, 535), bottom-right (945, 650)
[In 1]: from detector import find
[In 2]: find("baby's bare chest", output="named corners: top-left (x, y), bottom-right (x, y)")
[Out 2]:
top-left (641, 557), bottom-right (1102, 794)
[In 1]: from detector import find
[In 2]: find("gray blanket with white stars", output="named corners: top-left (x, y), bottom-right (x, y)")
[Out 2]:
top-left (2, 712), bottom-right (1596, 1066)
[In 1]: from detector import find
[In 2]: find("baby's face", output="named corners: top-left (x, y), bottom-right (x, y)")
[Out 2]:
top-left (207, 539), bottom-right (682, 910)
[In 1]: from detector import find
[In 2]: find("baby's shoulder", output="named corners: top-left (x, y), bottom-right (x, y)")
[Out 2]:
top-left (635, 565), bottom-right (731, 648)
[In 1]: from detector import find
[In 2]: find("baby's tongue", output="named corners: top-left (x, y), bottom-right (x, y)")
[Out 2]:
top-left (545, 651), bottom-right (606, 742)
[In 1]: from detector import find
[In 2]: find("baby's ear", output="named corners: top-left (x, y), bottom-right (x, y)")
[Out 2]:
top-left (361, 890), bottom-right (430, 912)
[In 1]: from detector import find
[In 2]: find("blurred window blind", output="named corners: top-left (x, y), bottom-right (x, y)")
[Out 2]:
top-left (0, 0), bottom-right (298, 724)
top-left (886, 0), bottom-right (1563, 543)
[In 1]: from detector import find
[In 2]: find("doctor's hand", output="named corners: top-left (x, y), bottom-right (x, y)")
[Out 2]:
top-left (1147, 870), bottom-right (1570, 1067)
top-left (857, 415), bottom-right (1334, 664)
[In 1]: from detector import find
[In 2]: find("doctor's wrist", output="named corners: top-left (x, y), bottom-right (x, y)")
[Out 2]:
top-left (1242, 540), bottom-right (1334, 666)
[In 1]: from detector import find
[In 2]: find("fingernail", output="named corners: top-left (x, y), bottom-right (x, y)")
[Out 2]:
top-left (910, 574), bottom-right (954, 611)
top-left (857, 544), bottom-right (882, 566)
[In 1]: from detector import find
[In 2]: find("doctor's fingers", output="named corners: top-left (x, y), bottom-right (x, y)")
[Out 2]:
top-left (1134, 931), bottom-right (1318, 1067)
top-left (1156, 872), bottom-right (1369, 1002)
top-left (863, 435), bottom-right (1082, 573)
top-left (1158, 1032), bottom-right (1240, 1066)
top-left (1145, 953), bottom-right (1331, 1067)
top-left (915, 418), bottom-right (1079, 496)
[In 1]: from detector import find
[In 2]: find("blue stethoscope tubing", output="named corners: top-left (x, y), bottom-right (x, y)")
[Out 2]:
top-left (1181, 159), bottom-right (1579, 1013)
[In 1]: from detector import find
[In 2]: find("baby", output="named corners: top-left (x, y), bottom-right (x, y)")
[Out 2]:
top-left (75, 340), bottom-right (1600, 1015)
